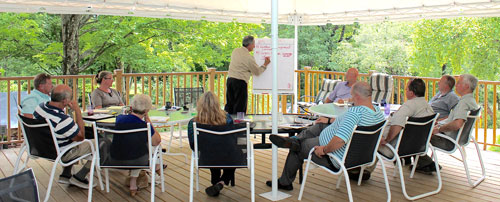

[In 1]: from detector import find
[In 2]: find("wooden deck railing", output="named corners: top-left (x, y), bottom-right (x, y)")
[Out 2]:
top-left (1, 68), bottom-right (498, 150)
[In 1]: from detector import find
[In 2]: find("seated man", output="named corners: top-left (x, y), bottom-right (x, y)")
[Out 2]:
top-left (429, 75), bottom-right (459, 120)
top-left (33, 84), bottom-right (93, 188)
top-left (378, 78), bottom-right (435, 156)
top-left (20, 73), bottom-right (53, 118)
top-left (324, 68), bottom-right (359, 103)
top-left (268, 82), bottom-right (385, 190)
top-left (416, 74), bottom-right (479, 174)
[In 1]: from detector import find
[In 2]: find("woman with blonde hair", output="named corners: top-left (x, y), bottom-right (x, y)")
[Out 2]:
top-left (187, 91), bottom-right (234, 197)
top-left (91, 71), bottom-right (124, 109)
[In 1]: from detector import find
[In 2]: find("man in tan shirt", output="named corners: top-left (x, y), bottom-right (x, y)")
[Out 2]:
top-left (224, 35), bottom-right (270, 114)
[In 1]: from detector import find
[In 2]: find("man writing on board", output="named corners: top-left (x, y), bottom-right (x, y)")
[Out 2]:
top-left (225, 35), bottom-right (271, 114)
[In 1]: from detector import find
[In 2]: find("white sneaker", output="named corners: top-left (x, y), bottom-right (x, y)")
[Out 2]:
top-left (69, 176), bottom-right (97, 189)
top-left (58, 175), bottom-right (71, 184)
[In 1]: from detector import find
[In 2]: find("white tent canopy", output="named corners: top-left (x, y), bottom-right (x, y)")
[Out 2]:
top-left (1, 0), bottom-right (499, 25)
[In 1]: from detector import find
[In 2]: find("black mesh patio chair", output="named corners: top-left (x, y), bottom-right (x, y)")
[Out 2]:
top-left (298, 120), bottom-right (390, 202)
top-left (433, 107), bottom-right (485, 187)
top-left (89, 121), bottom-right (165, 202)
top-left (174, 87), bottom-right (204, 108)
top-left (0, 168), bottom-right (39, 202)
top-left (190, 122), bottom-right (254, 202)
top-left (14, 115), bottom-right (100, 202)
top-left (378, 113), bottom-right (441, 200)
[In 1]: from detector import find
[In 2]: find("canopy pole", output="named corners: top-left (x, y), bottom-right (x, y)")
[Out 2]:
top-left (293, 16), bottom-right (299, 113)
top-left (260, 0), bottom-right (291, 200)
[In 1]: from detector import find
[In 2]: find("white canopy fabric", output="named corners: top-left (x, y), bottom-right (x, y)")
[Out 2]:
top-left (1, 0), bottom-right (499, 25)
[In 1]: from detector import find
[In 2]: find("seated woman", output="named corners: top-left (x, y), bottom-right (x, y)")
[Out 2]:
top-left (114, 94), bottom-right (162, 196)
top-left (187, 91), bottom-right (234, 197)
top-left (91, 71), bottom-right (124, 109)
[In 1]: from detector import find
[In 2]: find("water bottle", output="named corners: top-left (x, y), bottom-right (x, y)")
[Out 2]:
top-left (384, 101), bottom-right (391, 115)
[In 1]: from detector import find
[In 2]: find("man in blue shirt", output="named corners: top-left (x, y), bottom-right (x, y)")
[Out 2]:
top-left (324, 68), bottom-right (359, 103)
top-left (20, 73), bottom-right (53, 118)
top-left (267, 82), bottom-right (385, 190)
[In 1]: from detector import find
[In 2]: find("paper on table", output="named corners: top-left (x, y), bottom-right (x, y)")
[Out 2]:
top-left (84, 114), bottom-right (114, 120)
top-left (150, 116), bottom-right (170, 123)
top-left (92, 109), bottom-right (110, 114)
top-left (98, 118), bottom-right (116, 123)
top-left (107, 106), bottom-right (123, 110)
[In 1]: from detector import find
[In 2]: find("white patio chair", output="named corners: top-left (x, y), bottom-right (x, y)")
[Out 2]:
top-left (14, 114), bottom-right (100, 202)
top-left (298, 120), bottom-right (390, 202)
top-left (378, 113), bottom-right (442, 200)
top-left (190, 122), bottom-right (254, 202)
top-left (433, 107), bottom-right (485, 187)
top-left (90, 121), bottom-right (165, 202)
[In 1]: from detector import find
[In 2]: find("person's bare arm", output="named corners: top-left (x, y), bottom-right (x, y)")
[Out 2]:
top-left (382, 125), bottom-right (403, 145)
top-left (22, 113), bottom-right (34, 119)
top-left (68, 100), bottom-right (85, 141)
top-left (324, 97), bottom-right (333, 103)
top-left (314, 136), bottom-right (345, 157)
top-left (315, 117), bottom-right (335, 124)
top-left (433, 119), bottom-right (465, 135)
top-left (145, 114), bottom-right (162, 146)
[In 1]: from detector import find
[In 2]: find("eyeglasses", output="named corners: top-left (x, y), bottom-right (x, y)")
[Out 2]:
top-left (104, 77), bottom-right (113, 80)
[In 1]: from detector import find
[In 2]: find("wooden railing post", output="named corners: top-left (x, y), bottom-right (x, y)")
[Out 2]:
top-left (114, 69), bottom-right (123, 95)
top-left (304, 66), bottom-right (311, 102)
top-left (208, 68), bottom-right (216, 92)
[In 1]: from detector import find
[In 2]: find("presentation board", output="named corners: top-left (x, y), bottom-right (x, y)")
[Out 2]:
top-left (252, 38), bottom-right (295, 94)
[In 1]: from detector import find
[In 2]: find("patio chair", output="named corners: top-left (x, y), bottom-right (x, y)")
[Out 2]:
top-left (89, 121), bottom-right (165, 202)
top-left (0, 168), bottom-right (39, 202)
top-left (190, 122), bottom-right (254, 202)
top-left (13, 114), bottom-right (100, 202)
top-left (370, 73), bottom-right (393, 104)
top-left (166, 87), bottom-right (204, 156)
top-left (298, 120), bottom-right (390, 202)
top-left (378, 113), bottom-right (441, 200)
top-left (433, 107), bottom-right (485, 187)
top-left (297, 78), bottom-right (341, 111)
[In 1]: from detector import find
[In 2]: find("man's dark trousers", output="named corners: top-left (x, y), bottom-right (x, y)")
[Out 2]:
top-left (224, 77), bottom-right (247, 114)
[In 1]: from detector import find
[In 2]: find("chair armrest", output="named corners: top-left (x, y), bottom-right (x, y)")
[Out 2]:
top-left (434, 133), bottom-right (457, 143)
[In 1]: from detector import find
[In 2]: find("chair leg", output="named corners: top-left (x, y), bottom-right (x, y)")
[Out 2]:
top-left (95, 166), bottom-right (104, 191)
top-left (178, 124), bottom-right (183, 148)
top-left (336, 173), bottom-right (342, 189)
top-left (189, 154), bottom-right (195, 202)
top-left (159, 154), bottom-right (165, 192)
top-left (460, 137), bottom-right (486, 187)
top-left (341, 167), bottom-right (354, 202)
top-left (410, 155), bottom-right (419, 179)
top-left (87, 155), bottom-right (96, 202)
top-left (167, 126), bottom-right (175, 153)
top-left (13, 143), bottom-right (27, 175)
top-left (105, 169), bottom-right (110, 193)
top-left (298, 158), bottom-right (312, 200)
top-left (377, 154), bottom-right (391, 202)
top-left (44, 160), bottom-right (60, 202)
top-left (151, 163), bottom-right (156, 202)
top-left (357, 167), bottom-right (365, 186)
top-left (250, 156), bottom-right (255, 202)
top-left (399, 147), bottom-right (442, 200)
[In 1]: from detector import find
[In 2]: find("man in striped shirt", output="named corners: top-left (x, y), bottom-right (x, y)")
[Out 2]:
top-left (34, 84), bottom-right (93, 189)
top-left (267, 82), bottom-right (385, 190)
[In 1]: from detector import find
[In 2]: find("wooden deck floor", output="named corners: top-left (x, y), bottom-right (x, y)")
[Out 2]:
top-left (1, 131), bottom-right (499, 202)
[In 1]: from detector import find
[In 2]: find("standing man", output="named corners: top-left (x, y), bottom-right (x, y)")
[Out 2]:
top-left (324, 68), bottom-right (359, 103)
top-left (429, 75), bottom-right (460, 120)
top-left (225, 35), bottom-right (270, 114)
top-left (20, 73), bottom-right (53, 118)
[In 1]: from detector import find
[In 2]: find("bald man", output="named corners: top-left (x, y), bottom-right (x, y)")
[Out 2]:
top-left (267, 82), bottom-right (385, 190)
top-left (324, 68), bottom-right (359, 103)
top-left (33, 84), bottom-right (93, 189)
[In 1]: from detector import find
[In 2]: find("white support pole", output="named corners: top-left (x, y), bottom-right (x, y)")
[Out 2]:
top-left (293, 16), bottom-right (299, 113)
top-left (260, 0), bottom-right (291, 200)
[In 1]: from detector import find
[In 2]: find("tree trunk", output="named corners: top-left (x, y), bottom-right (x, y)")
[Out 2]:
top-left (61, 14), bottom-right (84, 75)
